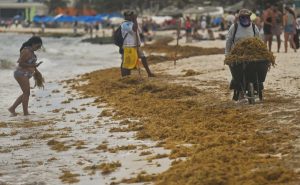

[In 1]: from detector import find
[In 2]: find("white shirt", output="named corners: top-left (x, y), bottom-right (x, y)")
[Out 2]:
top-left (225, 22), bottom-right (260, 55)
top-left (201, 20), bottom-right (207, 30)
top-left (121, 21), bottom-right (141, 47)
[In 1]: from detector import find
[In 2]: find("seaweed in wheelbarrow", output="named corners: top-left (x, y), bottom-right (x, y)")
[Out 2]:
top-left (224, 37), bottom-right (276, 68)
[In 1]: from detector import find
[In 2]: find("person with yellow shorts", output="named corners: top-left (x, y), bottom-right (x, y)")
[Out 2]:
top-left (120, 10), bottom-right (154, 77)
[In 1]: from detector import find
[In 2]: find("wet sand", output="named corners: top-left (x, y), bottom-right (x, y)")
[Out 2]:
top-left (0, 80), bottom-right (171, 185)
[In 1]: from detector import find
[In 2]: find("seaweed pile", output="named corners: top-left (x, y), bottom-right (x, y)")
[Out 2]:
top-left (143, 38), bottom-right (224, 64)
top-left (73, 69), bottom-right (299, 185)
top-left (224, 37), bottom-right (276, 67)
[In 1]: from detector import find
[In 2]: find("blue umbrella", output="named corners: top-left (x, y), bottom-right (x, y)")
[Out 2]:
top-left (33, 16), bottom-right (54, 23)
top-left (76, 16), bottom-right (104, 23)
top-left (54, 15), bottom-right (76, 23)
top-left (213, 17), bottom-right (222, 25)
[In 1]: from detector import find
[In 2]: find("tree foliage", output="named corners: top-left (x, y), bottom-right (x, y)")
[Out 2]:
top-left (45, 0), bottom-right (286, 14)
top-left (44, 0), bottom-right (68, 14)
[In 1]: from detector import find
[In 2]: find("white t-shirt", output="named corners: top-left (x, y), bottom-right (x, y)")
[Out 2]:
top-left (121, 21), bottom-right (141, 47)
top-left (201, 20), bottom-right (207, 30)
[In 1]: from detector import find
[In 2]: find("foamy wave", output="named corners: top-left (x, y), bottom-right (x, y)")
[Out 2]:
top-left (0, 59), bottom-right (15, 69)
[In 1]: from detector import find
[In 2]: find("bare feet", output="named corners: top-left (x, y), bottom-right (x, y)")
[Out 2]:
top-left (8, 107), bottom-right (17, 117)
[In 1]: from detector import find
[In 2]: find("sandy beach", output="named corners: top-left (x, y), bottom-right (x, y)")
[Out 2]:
top-left (0, 31), bottom-right (300, 185)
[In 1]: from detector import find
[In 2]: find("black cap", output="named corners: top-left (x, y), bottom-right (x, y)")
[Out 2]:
top-left (123, 10), bottom-right (135, 17)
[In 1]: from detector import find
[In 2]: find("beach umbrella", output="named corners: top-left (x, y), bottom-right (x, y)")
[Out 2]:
top-left (33, 16), bottom-right (54, 23)
top-left (75, 16), bottom-right (88, 23)
top-left (54, 14), bottom-right (76, 23)
top-left (75, 16), bottom-right (104, 23)
top-left (158, 5), bottom-right (182, 17)
top-left (108, 12), bottom-right (122, 18)
top-left (213, 17), bottom-right (222, 25)
top-left (110, 17), bottom-right (124, 25)
top-left (33, 16), bottom-right (42, 23)
top-left (151, 16), bottom-right (172, 24)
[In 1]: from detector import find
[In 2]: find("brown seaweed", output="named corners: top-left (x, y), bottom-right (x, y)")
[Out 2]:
top-left (225, 37), bottom-right (276, 67)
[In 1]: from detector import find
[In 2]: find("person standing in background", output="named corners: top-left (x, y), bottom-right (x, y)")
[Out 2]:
top-left (73, 20), bottom-right (78, 34)
top-left (272, 6), bottom-right (283, 53)
top-left (94, 22), bottom-right (100, 37)
top-left (41, 22), bottom-right (45, 33)
top-left (201, 17), bottom-right (207, 33)
top-left (283, 6), bottom-right (297, 53)
top-left (263, 4), bottom-right (274, 51)
top-left (185, 16), bottom-right (192, 43)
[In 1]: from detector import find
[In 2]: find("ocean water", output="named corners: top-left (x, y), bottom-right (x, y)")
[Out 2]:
top-left (0, 33), bottom-right (121, 119)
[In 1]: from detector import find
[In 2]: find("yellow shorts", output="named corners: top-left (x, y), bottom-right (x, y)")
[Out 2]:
top-left (122, 47), bottom-right (138, 69)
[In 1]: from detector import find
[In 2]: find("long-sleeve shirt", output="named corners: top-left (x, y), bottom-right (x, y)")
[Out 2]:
top-left (225, 22), bottom-right (260, 55)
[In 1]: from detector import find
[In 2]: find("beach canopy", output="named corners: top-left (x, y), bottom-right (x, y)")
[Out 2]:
top-left (183, 6), bottom-right (224, 19)
top-left (158, 5), bottom-right (182, 17)
top-left (54, 14), bottom-right (76, 23)
top-left (212, 17), bottom-right (222, 25)
top-left (151, 16), bottom-right (173, 24)
top-left (33, 16), bottom-right (54, 23)
top-left (76, 15), bottom-right (104, 23)
top-left (110, 17), bottom-right (124, 25)
top-left (33, 14), bottom-right (105, 23)
top-left (96, 12), bottom-right (123, 19)
top-left (224, 1), bottom-right (244, 12)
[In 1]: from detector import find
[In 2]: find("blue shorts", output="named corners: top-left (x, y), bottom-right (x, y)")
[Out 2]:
top-left (284, 25), bottom-right (295, 33)
top-left (14, 70), bottom-right (33, 78)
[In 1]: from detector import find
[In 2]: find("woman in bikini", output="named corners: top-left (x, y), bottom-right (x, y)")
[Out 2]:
top-left (283, 7), bottom-right (297, 53)
top-left (8, 36), bottom-right (43, 116)
top-left (263, 4), bottom-right (274, 52)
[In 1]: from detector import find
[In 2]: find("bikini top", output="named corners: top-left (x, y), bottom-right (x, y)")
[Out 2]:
top-left (27, 55), bottom-right (37, 65)
top-left (22, 47), bottom-right (37, 65)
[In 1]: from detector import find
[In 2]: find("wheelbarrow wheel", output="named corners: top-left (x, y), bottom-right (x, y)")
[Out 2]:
top-left (248, 83), bottom-right (255, 104)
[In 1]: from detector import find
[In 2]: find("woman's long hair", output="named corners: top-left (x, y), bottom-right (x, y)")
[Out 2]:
top-left (20, 36), bottom-right (43, 52)
top-left (285, 7), bottom-right (296, 19)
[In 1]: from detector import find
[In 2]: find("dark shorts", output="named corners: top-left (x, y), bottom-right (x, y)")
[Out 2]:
top-left (186, 28), bottom-right (192, 34)
top-left (263, 24), bottom-right (272, 35)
